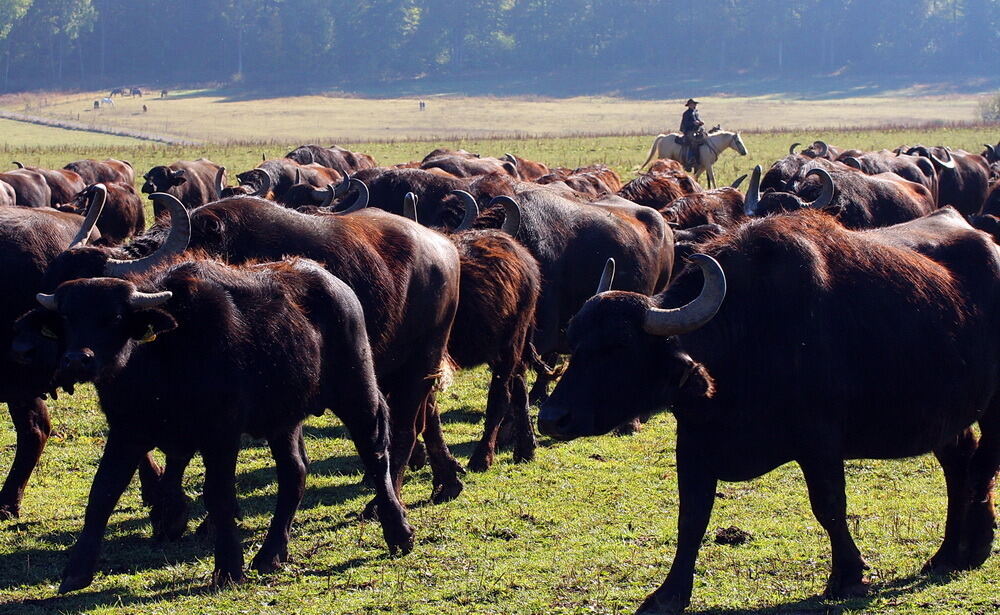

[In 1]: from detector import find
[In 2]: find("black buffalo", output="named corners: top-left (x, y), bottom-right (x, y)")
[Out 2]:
top-left (540, 207), bottom-right (1000, 613)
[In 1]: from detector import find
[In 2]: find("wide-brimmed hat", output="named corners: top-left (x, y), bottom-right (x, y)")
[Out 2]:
top-left (685, 99), bottom-right (700, 106)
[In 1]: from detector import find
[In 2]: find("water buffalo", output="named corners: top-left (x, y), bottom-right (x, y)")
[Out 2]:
top-left (141, 159), bottom-right (225, 213)
top-left (540, 207), bottom-right (1000, 613)
top-left (64, 158), bottom-right (134, 186)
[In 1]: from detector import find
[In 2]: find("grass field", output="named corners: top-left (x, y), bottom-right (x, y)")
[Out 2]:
top-left (0, 119), bottom-right (999, 614)
top-left (0, 89), bottom-right (991, 144)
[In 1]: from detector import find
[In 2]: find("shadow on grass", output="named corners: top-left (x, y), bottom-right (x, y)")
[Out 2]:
top-left (687, 570), bottom-right (962, 614)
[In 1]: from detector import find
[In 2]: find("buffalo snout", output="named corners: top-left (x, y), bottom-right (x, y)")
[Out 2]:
top-left (60, 349), bottom-right (97, 381)
top-left (537, 405), bottom-right (579, 441)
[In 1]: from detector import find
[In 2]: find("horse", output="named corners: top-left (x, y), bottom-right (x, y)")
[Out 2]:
top-left (639, 129), bottom-right (748, 188)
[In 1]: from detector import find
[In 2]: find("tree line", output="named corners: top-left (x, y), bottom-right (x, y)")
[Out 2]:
top-left (1, 0), bottom-right (997, 93)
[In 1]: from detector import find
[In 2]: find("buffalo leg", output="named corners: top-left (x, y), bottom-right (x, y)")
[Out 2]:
top-left (925, 427), bottom-right (978, 572)
top-left (422, 392), bottom-right (464, 503)
top-left (202, 439), bottom-right (244, 587)
top-left (799, 456), bottom-right (869, 598)
top-left (59, 429), bottom-right (145, 594)
top-left (136, 451), bottom-right (164, 506)
top-left (0, 397), bottom-right (50, 519)
top-left (339, 397), bottom-right (414, 554)
top-left (150, 451), bottom-right (194, 542)
top-left (636, 431), bottom-right (717, 614)
top-left (963, 409), bottom-right (1000, 569)
top-left (469, 369), bottom-right (513, 472)
top-left (252, 424), bottom-right (306, 573)
top-left (527, 351), bottom-right (560, 406)
top-left (509, 372), bottom-right (536, 464)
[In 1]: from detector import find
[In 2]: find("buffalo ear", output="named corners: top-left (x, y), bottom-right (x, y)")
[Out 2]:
top-left (13, 308), bottom-right (62, 341)
top-left (677, 358), bottom-right (715, 400)
top-left (171, 175), bottom-right (187, 186)
top-left (128, 308), bottom-right (177, 342)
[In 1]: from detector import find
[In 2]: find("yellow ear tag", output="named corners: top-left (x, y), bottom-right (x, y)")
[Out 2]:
top-left (139, 325), bottom-right (157, 344)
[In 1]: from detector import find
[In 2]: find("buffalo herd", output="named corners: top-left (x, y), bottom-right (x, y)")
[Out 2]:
top-left (0, 139), bottom-right (999, 612)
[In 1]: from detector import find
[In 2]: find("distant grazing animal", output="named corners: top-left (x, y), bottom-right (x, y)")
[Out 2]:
top-left (640, 130), bottom-right (748, 188)
top-left (160, 89), bottom-right (168, 98)
top-left (129, 87), bottom-right (142, 97)
top-left (100, 97), bottom-right (115, 108)
top-left (109, 88), bottom-right (126, 97)
top-left (541, 206), bottom-right (1000, 613)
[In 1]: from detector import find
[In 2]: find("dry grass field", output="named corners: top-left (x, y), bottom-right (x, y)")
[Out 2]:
top-left (0, 89), bottom-right (989, 144)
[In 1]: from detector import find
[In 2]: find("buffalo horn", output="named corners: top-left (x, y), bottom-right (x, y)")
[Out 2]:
top-left (214, 166), bottom-right (226, 195)
top-left (11, 161), bottom-right (24, 169)
top-left (489, 195), bottom-right (522, 236)
top-left (128, 290), bottom-right (173, 309)
top-left (313, 184), bottom-right (336, 207)
top-left (337, 178), bottom-right (368, 214)
top-left (643, 254), bottom-right (726, 336)
top-left (36, 293), bottom-right (58, 311)
top-left (743, 165), bottom-right (762, 216)
top-left (67, 184), bottom-right (107, 249)
top-left (596, 258), bottom-right (615, 294)
top-left (450, 190), bottom-right (479, 231)
top-left (730, 173), bottom-right (748, 190)
top-left (805, 168), bottom-right (835, 209)
top-left (815, 141), bottom-right (829, 158)
top-left (243, 169), bottom-right (271, 197)
top-left (104, 193), bottom-right (191, 277)
top-left (789, 143), bottom-right (800, 155)
top-left (841, 157), bottom-right (862, 170)
top-left (929, 148), bottom-right (956, 170)
top-left (403, 192), bottom-right (419, 222)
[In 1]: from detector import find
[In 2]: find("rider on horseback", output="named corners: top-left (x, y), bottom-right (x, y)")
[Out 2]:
top-left (679, 99), bottom-right (704, 172)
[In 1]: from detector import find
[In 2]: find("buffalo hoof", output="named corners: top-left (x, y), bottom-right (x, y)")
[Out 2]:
top-left (250, 547), bottom-right (288, 574)
top-left (922, 554), bottom-right (960, 575)
top-left (467, 450), bottom-right (493, 473)
top-left (614, 417), bottom-right (644, 436)
top-left (635, 592), bottom-right (688, 614)
top-left (150, 493), bottom-right (191, 542)
top-left (408, 441), bottom-right (428, 471)
top-left (823, 578), bottom-right (869, 599)
top-left (384, 521), bottom-right (415, 556)
top-left (58, 571), bottom-right (95, 594)
top-left (431, 479), bottom-right (463, 504)
top-left (512, 435), bottom-right (537, 464)
top-left (361, 498), bottom-right (380, 521)
top-left (210, 566), bottom-right (245, 589)
top-left (0, 504), bottom-right (19, 521)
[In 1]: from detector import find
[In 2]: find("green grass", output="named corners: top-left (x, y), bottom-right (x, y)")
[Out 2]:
top-left (1, 125), bottom-right (1000, 614)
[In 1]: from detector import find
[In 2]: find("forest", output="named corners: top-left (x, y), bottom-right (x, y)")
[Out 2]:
top-left (0, 0), bottom-right (997, 93)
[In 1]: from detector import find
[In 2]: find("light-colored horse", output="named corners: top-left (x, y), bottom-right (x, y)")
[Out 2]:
top-left (639, 129), bottom-right (748, 188)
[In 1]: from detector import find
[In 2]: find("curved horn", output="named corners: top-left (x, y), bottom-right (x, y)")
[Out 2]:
top-left (67, 184), bottom-right (107, 249)
top-left (313, 184), bottom-right (336, 208)
top-left (730, 173), bottom-right (748, 190)
top-left (104, 193), bottom-right (191, 277)
top-left (983, 144), bottom-right (997, 160)
top-left (332, 174), bottom-right (351, 197)
top-left (643, 254), bottom-right (726, 336)
top-left (596, 258), bottom-right (615, 294)
top-left (743, 165), bottom-right (762, 216)
top-left (11, 161), bottom-right (24, 169)
top-left (242, 169), bottom-right (271, 197)
top-left (450, 190), bottom-right (479, 231)
top-left (337, 178), bottom-right (368, 214)
top-left (789, 143), bottom-right (800, 155)
top-left (489, 195), bottom-right (522, 236)
top-left (503, 153), bottom-right (518, 166)
top-left (262, 153), bottom-right (267, 162)
top-left (403, 192), bottom-right (419, 223)
top-left (294, 168), bottom-right (301, 185)
top-left (804, 168), bottom-right (835, 209)
top-left (929, 148), bottom-right (956, 170)
top-left (36, 293), bottom-right (58, 311)
top-left (214, 166), bottom-right (226, 195)
top-left (841, 156), bottom-right (862, 170)
top-left (128, 290), bottom-right (173, 309)
top-left (815, 141), bottom-right (829, 158)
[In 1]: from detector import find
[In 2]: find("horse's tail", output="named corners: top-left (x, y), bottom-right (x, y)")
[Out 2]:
top-left (639, 136), bottom-right (661, 170)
